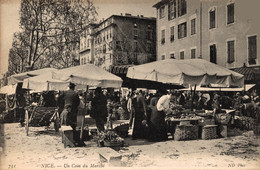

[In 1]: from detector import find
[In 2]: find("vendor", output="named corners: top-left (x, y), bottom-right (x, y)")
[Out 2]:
top-left (132, 90), bottom-right (148, 139)
top-left (148, 89), bottom-right (170, 141)
top-left (148, 89), bottom-right (167, 141)
top-left (60, 83), bottom-right (81, 146)
top-left (90, 87), bottom-right (108, 133)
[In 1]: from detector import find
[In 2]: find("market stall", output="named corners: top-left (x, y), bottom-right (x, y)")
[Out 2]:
top-left (126, 59), bottom-right (245, 141)
top-left (22, 64), bottom-right (124, 147)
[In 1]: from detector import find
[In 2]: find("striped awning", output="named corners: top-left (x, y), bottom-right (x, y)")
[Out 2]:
top-left (232, 65), bottom-right (260, 81)
top-left (109, 65), bottom-right (134, 75)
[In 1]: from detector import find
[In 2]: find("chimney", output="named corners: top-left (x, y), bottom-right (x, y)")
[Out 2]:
top-left (140, 15), bottom-right (144, 17)
top-left (125, 13), bottom-right (131, 16)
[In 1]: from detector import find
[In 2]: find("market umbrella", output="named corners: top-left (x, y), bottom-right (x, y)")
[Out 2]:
top-left (0, 84), bottom-right (17, 95)
top-left (52, 64), bottom-right (123, 88)
top-left (8, 68), bottom-right (57, 85)
top-left (22, 72), bottom-right (70, 92)
top-left (127, 59), bottom-right (244, 88)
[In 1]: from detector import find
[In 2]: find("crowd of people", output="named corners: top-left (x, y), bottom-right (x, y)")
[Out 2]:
top-left (2, 82), bottom-right (259, 144)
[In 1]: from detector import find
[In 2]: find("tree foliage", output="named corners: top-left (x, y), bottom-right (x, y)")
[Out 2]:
top-left (8, 0), bottom-right (97, 74)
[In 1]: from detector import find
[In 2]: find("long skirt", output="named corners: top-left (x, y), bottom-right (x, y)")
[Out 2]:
top-left (149, 108), bottom-right (168, 141)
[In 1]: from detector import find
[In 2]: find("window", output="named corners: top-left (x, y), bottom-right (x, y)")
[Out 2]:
top-left (109, 42), bottom-right (112, 50)
top-left (210, 44), bottom-right (217, 64)
top-left (227, 40), bottom-right (235, 64)
top-left (178, 22), bottom-right (187, 39)
top-left (180, 51), bottom-right (184, 59)
top-left (87, 39), bottom-right (90, 47)
top-left (248, 35), bottom-right (257, 65)
top-left (209, 8), bottom-right (216, 29)
top-left (146, 43), bottom-right (151, 53)
top-left (168, 0), bottom-right (176, 20)
top-left (110, 54), bottom-right (112, 62)
top-left (191, 49), bottom-right (196, 59)
top-left (227, 3), bottom-right (234, 24)
top-left (134, 29), bottom-right (138, 40)
top-left (161, 55), bottom-right (165, 60)
top-left (134, 41), bottom-right (138, 52)
top-left (81, 58), bottom-right (84, 65)
top-left (84, 58), bottom-right (86, 64)
top-left (191, 18), bottom-right (196, 35)
top-left (159, 6), bottom-right (165, 19)
top-left (170, 53), bottom-right (175, 59)
top-left (103, 44), bottom-right (106, 53)
top-left (170, 26), bottom-right (174, 42)
top-left (161, 29), bottom-right (165, 44)
top-left (178, 0), bottom-right (187, 17)
top-left (146, 30), bottom-right (152, 40)
top-left (116, 41), bottom-right (122, 51)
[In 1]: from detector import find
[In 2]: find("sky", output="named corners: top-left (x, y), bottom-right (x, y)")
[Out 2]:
top-left (0, 0), bottom-right (158, 76)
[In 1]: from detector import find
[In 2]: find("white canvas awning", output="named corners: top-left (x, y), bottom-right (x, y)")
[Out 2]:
top-left (52, 64), bottom-right (123, 88)
top-left (127, 59), bottom-right (244, 88)
top-left (8, 68), bottom-right (57, 85)
top-left (0, 84), bottom-right (17, 95)
top-left (22, 64), bottom-right (123, 92)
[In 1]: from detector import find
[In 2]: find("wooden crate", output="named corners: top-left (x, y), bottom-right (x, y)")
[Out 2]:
top-left (202, 125), bottom-right (217, 140)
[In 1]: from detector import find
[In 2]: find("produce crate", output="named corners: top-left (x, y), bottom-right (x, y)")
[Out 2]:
top-left (174, 125), bottom-right (198, 141)
top-left (201, 125), bottom-right (217, 140)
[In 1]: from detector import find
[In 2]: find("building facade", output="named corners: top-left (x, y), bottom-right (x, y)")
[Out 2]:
top-left (153, 0), bottom-right (260, 69)
top-left (79, 14), bottom-right (156, 70)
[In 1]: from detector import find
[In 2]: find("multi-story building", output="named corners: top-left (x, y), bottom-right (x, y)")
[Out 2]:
top-left (79, 14), bottom-right (156, 70)
top-left (153, 0), bottom-right (260, 69)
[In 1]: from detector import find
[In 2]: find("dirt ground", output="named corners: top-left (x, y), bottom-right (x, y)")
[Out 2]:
top-left (0, 122), bottom-right (259, 170)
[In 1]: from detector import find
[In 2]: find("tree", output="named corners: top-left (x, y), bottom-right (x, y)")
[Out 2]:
top-left (9, 0), bottom-right (97, 73)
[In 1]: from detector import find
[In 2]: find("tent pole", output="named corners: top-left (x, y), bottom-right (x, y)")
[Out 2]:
top-left (80, 85), bottom-right (88, 141)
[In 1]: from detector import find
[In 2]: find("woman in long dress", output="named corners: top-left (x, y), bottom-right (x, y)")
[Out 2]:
top-left (148, 90), bottom-right (168, 141)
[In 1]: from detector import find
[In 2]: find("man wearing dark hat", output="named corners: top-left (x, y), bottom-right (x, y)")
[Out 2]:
top-left (91, 87), bottom-right (108, 132)
top-left (60, 83), bottom-right (80, 145)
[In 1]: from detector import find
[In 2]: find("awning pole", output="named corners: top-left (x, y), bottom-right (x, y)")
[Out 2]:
top-left (80, 85), bottom-right (88, 141)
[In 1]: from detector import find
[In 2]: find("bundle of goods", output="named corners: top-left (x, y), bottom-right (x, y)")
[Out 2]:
top-left (166, 111), bottom-right (201, 121)
top-left (114, 123), bottom-right (129, 138)
top-left (201, 125), bottom-right (218, 140)
top-left (215, 112), bottom-right (232, 125)
top-left (234, 116), bottom-right (256, 131)
top-left (198, 117), bottom-right (215, 126)
top-left (174, 124), bottom-right (198, 141)
top-left (169, 103), bottom-right (183, 116)
top-left (195, 110), bottom-right (214, 118)
top-left (98, 130), bottom-right (124, 147)
top-left (117, 107), bottom-right (129, 120)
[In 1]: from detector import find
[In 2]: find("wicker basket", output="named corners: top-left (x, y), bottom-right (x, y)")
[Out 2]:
top-left (174, 125), bottom-right (198, 141)
top-left (202, 125), bottom-right (217, 140)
